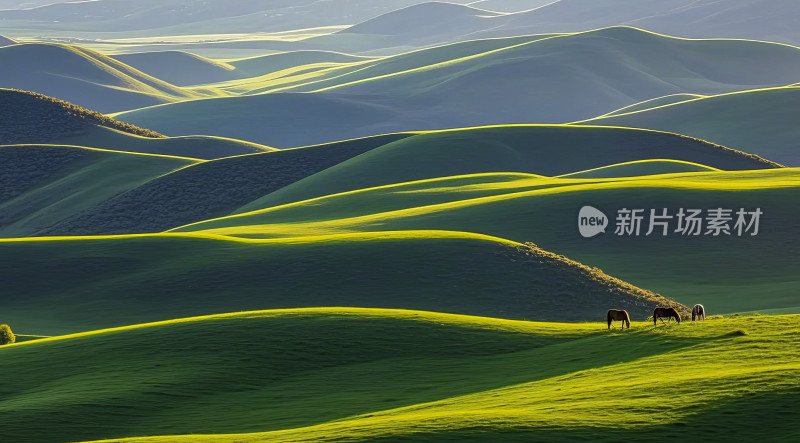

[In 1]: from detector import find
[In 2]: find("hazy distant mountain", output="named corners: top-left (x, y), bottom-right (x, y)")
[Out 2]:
top-left (0, 0), bottom-right (478, 34)
top-left (0, 35), bottom-right (16, 46)
top-left (0, 43), bottom-right (201, 112)
top-left (115, 27), bottom-right (800, 147)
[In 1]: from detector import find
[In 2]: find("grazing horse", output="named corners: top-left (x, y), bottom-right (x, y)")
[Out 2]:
top-left (692, 304), bottom-right (706, 321)
top-left (653, 307), bottom-right (681, 325)
top-left (607, 309), bottom-right (631, 329)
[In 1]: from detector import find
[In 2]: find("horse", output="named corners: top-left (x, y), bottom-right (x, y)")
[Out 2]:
top-left (692, 304), bottom-right (706, 321)
top-left (653, 307), bottom-right (681, 325)
top-left (607, 309), bottom-right (631, 329)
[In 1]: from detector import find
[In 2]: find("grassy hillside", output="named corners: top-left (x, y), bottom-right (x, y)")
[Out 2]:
top-left (577, 87), bottom-right (800, 167)
top-left (178, 168), bottom-right (800, 314)
top-left (0, 43), bottom-right (212, 112)
top-left (113, 28), bottom-right (800, 145)
top-left (0, 231), bottom-right (678, 335)
top-left (39, 134), bottom-right (410, 236)
top-left (236, 125), bottom-right (777, 211)
top-left (0, 89), bottom-right (273, 159)
top-left (0, 145), bottom-right (197, 237)
top-left (229, 50), bottom-right (373, 78)
top-left (0, 309), bottom-right (796, 442)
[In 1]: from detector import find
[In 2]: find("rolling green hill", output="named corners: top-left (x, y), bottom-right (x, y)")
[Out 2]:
top-left (0, 309), bottom-right (796, 442)
top-left (0, 231), bottom-right (678, 335)
top-left (577, 87), bottom-right (800, 167)
top-left (235, 125), bottom-right (777, 211)
top-left (113, 28), bottom-right (800, 146)
top-left (38, 134), bottom-right (410, 236)
top-left (0, 43), bottom-right (211, 112)
top-left (178, 168), bottom-right (800, 314)
top-left (0, 145), bottom-right (197, 237)
top-left (0, 89), bottom-right (274, 159)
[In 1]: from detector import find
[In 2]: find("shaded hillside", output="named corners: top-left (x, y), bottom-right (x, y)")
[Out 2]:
top-left (577, 87), bottom-right (800, 166)
top-left (0, 89), bottom-right (273, 159)
top-left (114, 92), bottom-right (418, 148)
top-left (38, 134), bottom-right (411, 236)
top-left (0, 43), bottom-right (202, 112)
top-left (0, 35), bottom-right (15, 46)
top-left (110, 50), bottom-right (237, 86)
top-left (115, 28), bottom-right (800, 145)
top-left (0, 145), bottom-right (197, 237)
top-left (236, 125), bottom-right (778, 210)
top-left (229, 50), bottom-right (372, 78)
top-left (0, 88), bottom-right (164, 143)
top-left (0, 232), bottom-right (681, 335)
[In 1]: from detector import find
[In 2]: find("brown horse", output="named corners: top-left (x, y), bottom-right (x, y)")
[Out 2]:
top-left (692, 304), bottom-right (706, 321)
top-left (607, 309), bottom-right (631, 329)
top-left (653, 307), bottom-right (681, 325)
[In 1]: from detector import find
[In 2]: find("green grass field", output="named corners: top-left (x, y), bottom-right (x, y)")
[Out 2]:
top-left (0, 231), bottom-right (677, 335)
top-left (0, 309), bottom-right (797, 443)
top-left (176, 168), bottom-right (800, 314)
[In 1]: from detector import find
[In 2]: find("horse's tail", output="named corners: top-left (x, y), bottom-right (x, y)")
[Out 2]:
top-left (607, 310), bottom-right (612, 329)
top-left (653, 308), bottom-right (658, 325)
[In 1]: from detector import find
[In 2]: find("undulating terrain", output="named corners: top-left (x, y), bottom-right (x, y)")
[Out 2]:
top-left (0, 1), bottom-right (798, 442)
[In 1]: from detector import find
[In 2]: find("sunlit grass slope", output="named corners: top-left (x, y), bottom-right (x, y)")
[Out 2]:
top-left (179, 168), bottom-right (800, 314)
top-left (1, 310), bottom-right (797, 442)
top-left (0, 231), bottom-right (677, 335)
top-left (577, 86), bottom-right (800, 166)
top-left (0, 43), bottom-right (217, 112)
top-left (235, 125), bottom-right (777, 211)
top-left (557, 159), bottom-right (719, 178)
top-left (40, 134), bottom-right (410, 236)
top-left (0, 145), bottom-right (197, 237)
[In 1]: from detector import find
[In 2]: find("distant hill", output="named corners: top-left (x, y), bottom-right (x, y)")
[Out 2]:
top-left (110, 50), bottom-right (238, 86)
top-left (0, 145), bottom-right (197, 237)
top-left (0, 89), bottom-right (274, 159)
top-left (115, 28), bottom-right (800, 145)
top-left (229, 50), bottom-right (372, 78)
top-left (578, 87), bottom-right (800, 166)
top-left (0, 35), bottom-right (15, 46)
top-left (0, 43), bottom-right (204, 112)
top-left (470, 0), bottom-right (555, 13)
top-left (343, 2), bottom-right (503, 38)
top-left (0, 231), bottom-right (680, 335)
top-left (37, 134), bottom-right (411, 236)
top-left (234, 125), bottom-right (778, 211)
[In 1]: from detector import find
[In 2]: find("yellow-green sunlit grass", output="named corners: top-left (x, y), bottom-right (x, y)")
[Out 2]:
top-left (1, 309), bottom-right (795, 442)
top-left (177, 168), bottom-right (800, 237)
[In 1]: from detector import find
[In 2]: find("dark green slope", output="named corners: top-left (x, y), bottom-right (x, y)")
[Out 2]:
top-left (38, 134), bottom-right (411, 236)
top-left (0, 233), bottom-right (678, 335)
top-left (0, 145), bottom-right (197, 237)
